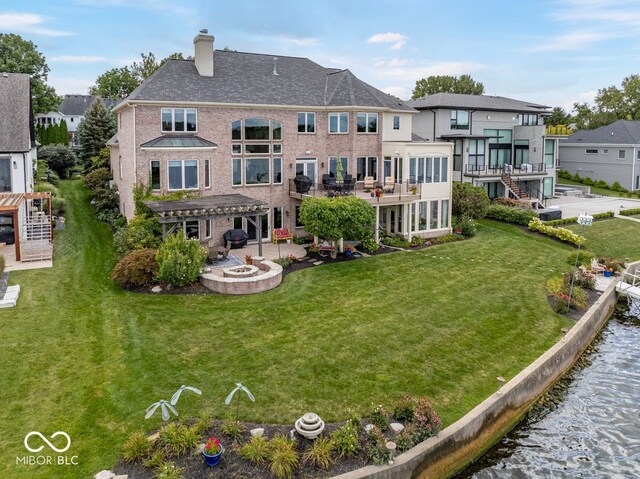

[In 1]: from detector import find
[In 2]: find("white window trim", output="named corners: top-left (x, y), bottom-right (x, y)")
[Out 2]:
top-left (297, 112), bottom-right (316, 134)
top-left (244, 158), bottom-right (271, 186)
top-left (232, 158), bottom-right (243, 187)
top-left (393, 115), bottom-right (400, 130)
top-left (205, 219), bottom-right (212, 239)
top-left (167, 159), bottom-right (199, 191)
top-left (273, 157), bottom-right (283, 185)
top-left (356, 156), bottom-right (377, 180)
top-left (161, 108), bottom-right (198, 133)
top-left (618, 149), bottom-right (626, 159)
top-left (356, 112), bottom-right (378, 134)
top-left (204, 159), bottom-right (211, 189)
top-left (328, 112), bottom-right (349, 134)
top-left (150, 159), bottom-right (160, 190)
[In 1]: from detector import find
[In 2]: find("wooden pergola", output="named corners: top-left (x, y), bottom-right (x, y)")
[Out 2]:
top-left (144, 194), bottom-right (270, 256)
top-left (0, 192), bottom-right (52, 262)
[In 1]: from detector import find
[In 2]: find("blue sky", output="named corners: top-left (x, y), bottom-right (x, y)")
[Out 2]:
top-left (1, 0), bottom-right (639, 111)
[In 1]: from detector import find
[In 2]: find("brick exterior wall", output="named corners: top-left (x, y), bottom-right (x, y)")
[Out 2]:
top-left (113, 104), bottom-right (386, 244)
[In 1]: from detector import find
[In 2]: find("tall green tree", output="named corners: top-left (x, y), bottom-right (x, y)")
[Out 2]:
top-left (38, 145), bottom-right (77, 178)
top-left (572, 74), bottom-right (640, 129)
top-left (77, 99), bottom-right (117, 166)
top-left (412, 74), bottom-right (485, 99)
top-left (0, 33), bottom-right (60, 114)
top-left (545, 107), bottom-right (572, 126)
top-left (90, 52), bottom-right (187, 99)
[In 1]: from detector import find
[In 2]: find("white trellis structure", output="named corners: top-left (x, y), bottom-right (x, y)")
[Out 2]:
top-left (0, 192), bottom-right (53, 262)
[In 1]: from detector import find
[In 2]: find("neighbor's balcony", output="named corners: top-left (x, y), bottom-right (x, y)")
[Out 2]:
top-left (463, 163), bottom-right (547, 177)
top-left (288, 178), bottom-right (425, 204)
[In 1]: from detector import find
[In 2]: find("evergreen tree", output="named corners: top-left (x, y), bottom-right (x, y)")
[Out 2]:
top-left (59, 119), bottom-right (69, 145)
top-left (77, 99), bottom-right (116, 167)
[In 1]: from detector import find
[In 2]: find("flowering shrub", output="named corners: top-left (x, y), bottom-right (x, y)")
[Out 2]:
top-left (528, 218), bottom-right (586, 246)
top-left (368, 404), bottom-right (389, 431)
top-left (204, 437), bottom-right (221, 455)
top-left (412, 398), bottom-right (442, 442)
top-left (273, 254), bottom-right (297, 268)
top-left (308, 242), bottom-right (319, 253)
top-left (155, 232), bottom-right (208, 287)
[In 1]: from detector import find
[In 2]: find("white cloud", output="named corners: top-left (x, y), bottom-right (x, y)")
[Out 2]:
top-left (562, 90), bottom-right (598, 112)
top-left (529, 31), bottom-right (613, 51)
top-left (367, 32), bottom-right (408, 50)
top-left (382, 85), bottom-right (409, 100)
top-left (48, 75), bottom-right (94, 95)
top-left (275, 35), bottom-right (321, 47)
top-left (73, 0), bottom-right (191, 15)
top-left (0, 12), bottom-right (73, 37)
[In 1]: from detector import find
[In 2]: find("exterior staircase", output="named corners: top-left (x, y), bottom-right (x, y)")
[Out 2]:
top-left (501, 172), bottom-right (544, 209)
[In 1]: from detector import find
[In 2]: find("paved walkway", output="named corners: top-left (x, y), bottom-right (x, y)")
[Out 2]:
top-left (546, 195), bottom-right (640, 218)
top-left (0, 243), bottom-right (52, 272)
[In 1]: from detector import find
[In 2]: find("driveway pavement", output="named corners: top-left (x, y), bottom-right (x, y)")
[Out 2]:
top-left (546, 195), bottom-right (640, 218)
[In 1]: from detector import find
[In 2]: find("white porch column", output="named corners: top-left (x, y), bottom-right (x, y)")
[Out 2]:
top-left (406, 203), bottom-right (413, 242)
top-left (375, 205), bottom-right (380, 243)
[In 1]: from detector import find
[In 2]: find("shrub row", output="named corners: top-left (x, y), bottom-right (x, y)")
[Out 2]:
top-left (485, 204), bottom-right (538, 225)
top-left (528, 218), bottom-right (586, 246)
top-left (619, 208), bottom-right (640, 216)
top-left (543, 211), bottom-right (614, 226)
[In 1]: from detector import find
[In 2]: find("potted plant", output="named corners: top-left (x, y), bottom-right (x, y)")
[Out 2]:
top-left (344, 245), bottom-right (355, 256)
top-left (375, 188), bottom-right (382, 198)
top-left (245, 254), bottom-right (253, 265)
top-left (202, 437), bottom-right (223, 466)
top-left (410, 185), bottom-right (418, 195)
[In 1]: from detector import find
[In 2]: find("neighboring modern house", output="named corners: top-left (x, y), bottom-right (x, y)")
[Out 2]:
top-left (109, 32), bottom-right (453, 246)
top-left (0, 72), bottom-right (52, 262)
top-left (36, 95), bottom-right (118, 147)
top-left (407, 93), bottom-right (556, 207)
top-left (558, 120), bottom-right (640, 191)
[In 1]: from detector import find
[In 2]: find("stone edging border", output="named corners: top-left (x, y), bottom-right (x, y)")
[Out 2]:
top-left (332, 263), bottom-right (633, 479)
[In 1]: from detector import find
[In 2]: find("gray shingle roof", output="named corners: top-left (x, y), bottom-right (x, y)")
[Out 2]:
top-left (59, 95), bottom-right (119, 116)
top-left (124, 51), bottom-right (413, 111)
top-left (561, 120), bottom-right (640, 145)
top-left (0, 73), bottom-right (32, 153)
top-left (407, 93), bottom-right (549, 113)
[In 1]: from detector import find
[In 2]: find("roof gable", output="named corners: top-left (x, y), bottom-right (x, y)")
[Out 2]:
top-left (59, 95), bottom-right (119, 116)
top-left (0, 73), bottom-right (32, 153)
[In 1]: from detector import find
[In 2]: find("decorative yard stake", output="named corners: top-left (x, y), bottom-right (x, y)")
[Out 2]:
top-left (224, 383), bottom-right (255, 422)
top-left (170, 385), bottom-right (202, 415)
top-left (145, 400), bottom-right (179, 421)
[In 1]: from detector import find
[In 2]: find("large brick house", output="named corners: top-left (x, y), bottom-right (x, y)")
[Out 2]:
top-left (110, 33), bottom-right (453, 246)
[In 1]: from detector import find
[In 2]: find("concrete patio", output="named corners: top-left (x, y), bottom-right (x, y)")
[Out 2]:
top-left (0, 243), bottom-right (52, 272)
top-left (546, 195), bottom-right (640, 218)
top-left (234, 241), bottom-right (307, 261)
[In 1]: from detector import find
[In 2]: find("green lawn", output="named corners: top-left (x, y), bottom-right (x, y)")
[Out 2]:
top-left (567, 218), bottom-right (640, 260)
top-left (1, 182), bottom-right (583, 479)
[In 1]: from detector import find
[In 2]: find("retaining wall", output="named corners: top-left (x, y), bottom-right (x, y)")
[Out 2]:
top-left (333, 265), bottom-right (629, 479)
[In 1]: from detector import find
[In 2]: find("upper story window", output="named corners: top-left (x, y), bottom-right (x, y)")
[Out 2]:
top-left (450, 110), bottom-right (469, 130)
top-left (619, 149), bottom-right (626, 160)
top-left (298, 112), bottom-right (316, 133)
top-left (585, 149), bottom-right (598, 154)
top-left (161, 108), bottom-right (197, 132)
top-left (329, 112), bottom-right (349, 134)
top-left (393, 115), bottom-right (400, 130)
top-left (356, 113), bottom-right (378, 133)
top-left (519, 114), bottom-right (539, 126)
top-left (231, 119), bottom-right (282, 141)
top-left (409, 157), bottom-right (448, 183)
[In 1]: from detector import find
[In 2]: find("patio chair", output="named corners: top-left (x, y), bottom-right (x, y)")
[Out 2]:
top-left (383, 176), bottom-right (395, 193)
top-left (364, 176), bottom-right (374, 191)
top-left (217, 240), bottom-right (231, 260)
top-left (590, 258), bottom-right (606, 275)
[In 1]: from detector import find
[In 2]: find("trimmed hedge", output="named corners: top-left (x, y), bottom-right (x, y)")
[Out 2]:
top-left (528, 218), bottom-right (586, 246)
top-left (485, 204), bottom-right (538, 225)
top-left (543, 211), bottom-right (614, 226)
top-left (619, 208), bottom-right (640, 216)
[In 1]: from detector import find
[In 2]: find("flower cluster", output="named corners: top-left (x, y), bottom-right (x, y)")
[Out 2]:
top-left (204, 437), bottom-right (221, 455)
top-left (528, 218), bottom-right (586, 246)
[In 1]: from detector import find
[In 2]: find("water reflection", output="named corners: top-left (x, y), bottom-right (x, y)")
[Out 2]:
top-left (458, 300), bottom-right (640, 478)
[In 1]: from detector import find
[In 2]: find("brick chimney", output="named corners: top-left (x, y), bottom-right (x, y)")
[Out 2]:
top-left (194, 30), bottom-right (214, 77)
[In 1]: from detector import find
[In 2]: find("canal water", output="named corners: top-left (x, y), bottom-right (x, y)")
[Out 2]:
top-left (458, 300), bottom-right (640, 478)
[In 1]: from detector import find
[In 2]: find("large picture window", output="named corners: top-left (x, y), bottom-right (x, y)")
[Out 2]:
top-left (232, 158), bottom-right (242, 186)
top-left (245, 158), bottom-right (270, 184)
top-left (329, 112), bottom-right (349, 133)
top-left (514, 140), bottom-right (529, 167)
top-left (161, 108), bottom-right (197, 132)
top-left (168, 160), bottom-right (198, 190)
top-left (408, 157), bottom-right (448, 183)
top-left (356, 112), bottom-right (378, 133)
top-left (329, 157), bottom-right (348, 177)
top-left (468, 139), bottom-right (485, 170)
